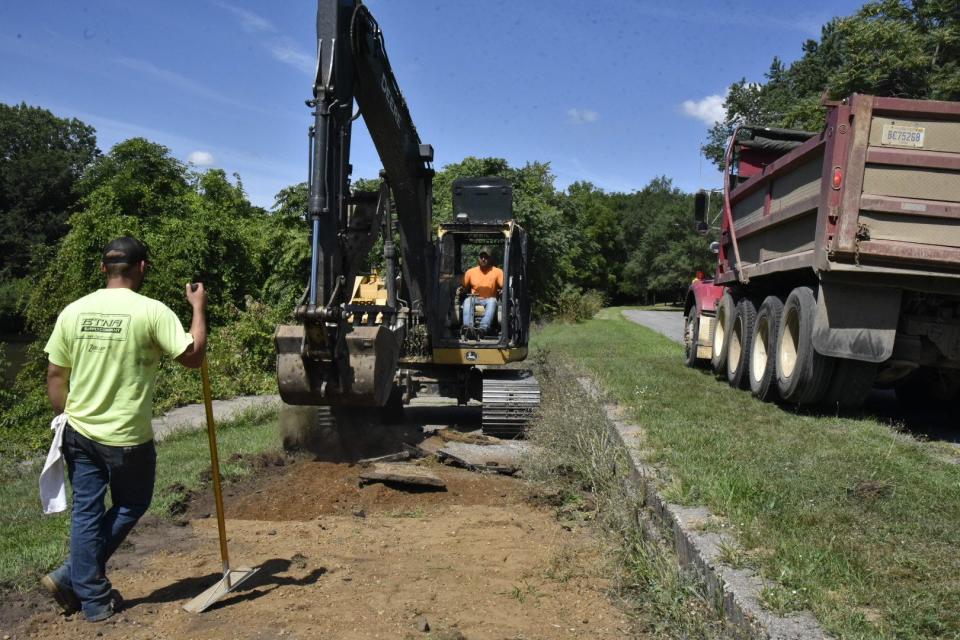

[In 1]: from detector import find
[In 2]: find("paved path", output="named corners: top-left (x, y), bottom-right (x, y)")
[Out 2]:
top-left (621, 309), bottom-right (684, 344)
top-left (152, 395), bottom-right (281, 441)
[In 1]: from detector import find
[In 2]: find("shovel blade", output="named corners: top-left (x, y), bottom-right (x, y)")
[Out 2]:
top-left (182, 567), bottom-right (259, 613)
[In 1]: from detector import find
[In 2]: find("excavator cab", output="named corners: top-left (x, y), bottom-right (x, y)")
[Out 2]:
top-left (431, 177), bottom-right (531, 364)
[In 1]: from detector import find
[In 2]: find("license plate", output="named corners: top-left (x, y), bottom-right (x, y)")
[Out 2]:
top-left (881, 124), bottom-right (925, 148)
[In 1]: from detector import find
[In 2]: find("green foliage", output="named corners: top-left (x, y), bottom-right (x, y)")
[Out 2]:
top-left (154, 297), bottom-right (280, 413)
top-left (0, 103), bottom-right (99, 330)
top-left (548, 285), bottom-right (606, 323)
top-left (615, 177), bottom-right (713, 303)
top-left (704, 1), bottom-right (960, 166)
top-left (24, 139), bottom-right (273, 336)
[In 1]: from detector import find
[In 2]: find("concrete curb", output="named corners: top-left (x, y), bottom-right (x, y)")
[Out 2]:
top-left (576, 377), bottom-right (831, 640)
top-left (152, 395), bottom-right (281, 442)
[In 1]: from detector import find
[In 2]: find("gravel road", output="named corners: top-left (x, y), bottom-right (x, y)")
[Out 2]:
top-left (621, 309), bottom-right (684, 344)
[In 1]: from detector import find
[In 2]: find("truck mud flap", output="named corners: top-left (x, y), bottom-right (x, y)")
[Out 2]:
top-left (812, 280), bottom-right (901, 363)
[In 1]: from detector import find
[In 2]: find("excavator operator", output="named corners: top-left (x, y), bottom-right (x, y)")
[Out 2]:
top-left (460, 246), bottom-right (503, 338)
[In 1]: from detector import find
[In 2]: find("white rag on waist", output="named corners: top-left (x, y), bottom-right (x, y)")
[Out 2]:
top-left (40, 413), bottom-right (68, 514)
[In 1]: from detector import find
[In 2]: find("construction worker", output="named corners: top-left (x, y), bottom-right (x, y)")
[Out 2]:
top-left (40, 236), bottom-right (207, 621)
top-left (461, 246), bottom-right (503, 337)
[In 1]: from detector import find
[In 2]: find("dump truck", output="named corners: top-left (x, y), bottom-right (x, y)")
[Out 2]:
top-left (684, 94), bottom-right (960, 410)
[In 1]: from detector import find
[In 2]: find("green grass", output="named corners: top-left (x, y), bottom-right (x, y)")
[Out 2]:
top-left (0, 405), bottom-right (280, 591)
top-left (533, 308), bottom-right (960, 639)
top-left (523, 350), bottom-right (726, 638)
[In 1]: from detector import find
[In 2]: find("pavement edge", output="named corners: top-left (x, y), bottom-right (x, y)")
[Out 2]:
top-left (576, 376), bottom-right (831, 640)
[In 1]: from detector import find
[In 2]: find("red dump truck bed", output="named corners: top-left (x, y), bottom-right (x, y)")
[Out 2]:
top-left (717, 94), bottom-right (960, 283)
top-left (685, 94), bottom-right (960, 411)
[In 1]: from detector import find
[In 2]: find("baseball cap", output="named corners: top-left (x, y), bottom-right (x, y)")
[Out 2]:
top-left (478, 245), bottom-right (493, 257)
top-left (102, 236), bottom-right (149, 265)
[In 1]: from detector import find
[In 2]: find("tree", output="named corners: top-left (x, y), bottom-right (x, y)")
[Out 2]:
top-left (561, 181), bottom-right (624, 297)
top-left (703, 0), bottom-right (960, 168)
top-left (25, 138), bottom-right (273, 336)
top-left (0, 103), bottom-right (99, 330)
top-left (618, 178), bottom-right (713, 302)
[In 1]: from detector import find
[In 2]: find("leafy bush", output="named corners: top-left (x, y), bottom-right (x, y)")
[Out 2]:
top-left (153, 298), bottom-right (282, 413)
top-left (548, 285), bottom-right (606, 323)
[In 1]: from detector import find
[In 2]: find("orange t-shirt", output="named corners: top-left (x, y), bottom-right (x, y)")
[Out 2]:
top-left (463, 266), bottom-right (503, 299)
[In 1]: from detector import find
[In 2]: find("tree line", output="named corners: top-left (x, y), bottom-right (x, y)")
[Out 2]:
top-left (0, 105), bottom-right (709, 457)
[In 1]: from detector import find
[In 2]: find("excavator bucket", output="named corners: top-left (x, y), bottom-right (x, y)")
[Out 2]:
top-left (275, 323), bottom-right (402, 407)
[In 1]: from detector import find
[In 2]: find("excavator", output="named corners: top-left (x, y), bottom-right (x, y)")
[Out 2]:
top-left (274, 0), bottom-right (539, 437)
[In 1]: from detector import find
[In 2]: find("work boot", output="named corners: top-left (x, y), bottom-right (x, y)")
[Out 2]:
top-left (40, 573), bottom-right (80, 615)
top-left (84, 600), bottom-right (115, 623)
top-left (81, 589), bottom-right (123, 622)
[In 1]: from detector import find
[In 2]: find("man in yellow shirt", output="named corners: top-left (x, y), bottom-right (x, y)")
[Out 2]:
top-left (461, 246), bottom-right (503, 337)
top-left (41, 236), bottom-right (207, 622)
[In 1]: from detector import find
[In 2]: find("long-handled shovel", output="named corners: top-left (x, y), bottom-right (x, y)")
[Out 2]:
top-left (183, 355), bottom-right (259, 613)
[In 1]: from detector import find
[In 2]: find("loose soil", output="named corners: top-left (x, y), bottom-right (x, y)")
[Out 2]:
top-left (4, 449), bottom-right (632, 639)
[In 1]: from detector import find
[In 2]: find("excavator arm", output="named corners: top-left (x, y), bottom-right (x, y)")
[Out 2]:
top-left (276, 0), bottom-right (435, 408)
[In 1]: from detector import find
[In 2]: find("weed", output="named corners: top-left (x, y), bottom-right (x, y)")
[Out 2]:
top-left (523, 352), bottom-right (725, 638)
top-left (504, 581), bottom-right (542, 604)
top-left (760, 584), bottom-right (810, 615)
top-left (716, 540), bottom-right (750, 570)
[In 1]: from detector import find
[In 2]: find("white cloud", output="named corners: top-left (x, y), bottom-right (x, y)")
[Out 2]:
top-left (567, 108), bottom-right (599, 124)
top-left (681, 94), bottom-right (726, 125)
top-left (214, 1), bottom-right (276, 33)
top-left (267, 39), bottom-right (315, 75)
top-left (188, 150), bottom-right (215, 166)
top-left (215, 3), bottom-right (314, 75)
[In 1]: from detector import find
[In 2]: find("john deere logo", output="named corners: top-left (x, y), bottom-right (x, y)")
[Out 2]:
top-left (466, 351), bottom-right (478, 361)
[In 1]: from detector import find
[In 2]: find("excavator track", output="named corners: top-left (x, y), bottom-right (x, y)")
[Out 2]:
top-left (481, 372), bottom-right (540, 438)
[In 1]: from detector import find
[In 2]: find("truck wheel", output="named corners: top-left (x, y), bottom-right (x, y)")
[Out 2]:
top-left (749, 296), bottom-right (783, 401)
top-left (776, 287), bottom-right (834, 405)
top-left (683, 304), bottom-right (702, 368)
top-left (820, 359), bottom-right (877, 412)
top-left (710, 293), bottom-right (736, 376)
top-left (726, 298), bottom-right (756, 390)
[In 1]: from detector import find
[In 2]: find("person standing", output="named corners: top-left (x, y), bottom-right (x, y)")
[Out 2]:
top-left (40, 236), bottom-right (207, 621)
top-left (461, 246), bottom-right (503, 337)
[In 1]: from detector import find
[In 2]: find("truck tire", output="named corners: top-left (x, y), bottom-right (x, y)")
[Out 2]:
top-left (727, 298), bottom-right (756, 390)
top-left (710, 293), bottom-right (736, 376)
top-left (749, 296), bottom-right (783, 401)
top-left (683, 304), bottom-right (702, 368)
top-left (776, 287), bottom-right (834, 405)
top-left (820, 359), bottom-right (877, 412)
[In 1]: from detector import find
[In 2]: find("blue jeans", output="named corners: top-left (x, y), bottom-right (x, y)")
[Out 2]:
top-left (463, 296), bottom-right (497, 332)
top-left (51, 425), bottom-right (156, 620)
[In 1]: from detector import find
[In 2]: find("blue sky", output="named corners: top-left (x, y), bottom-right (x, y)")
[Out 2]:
top-left (1, 0), bottom-right (864, 208)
